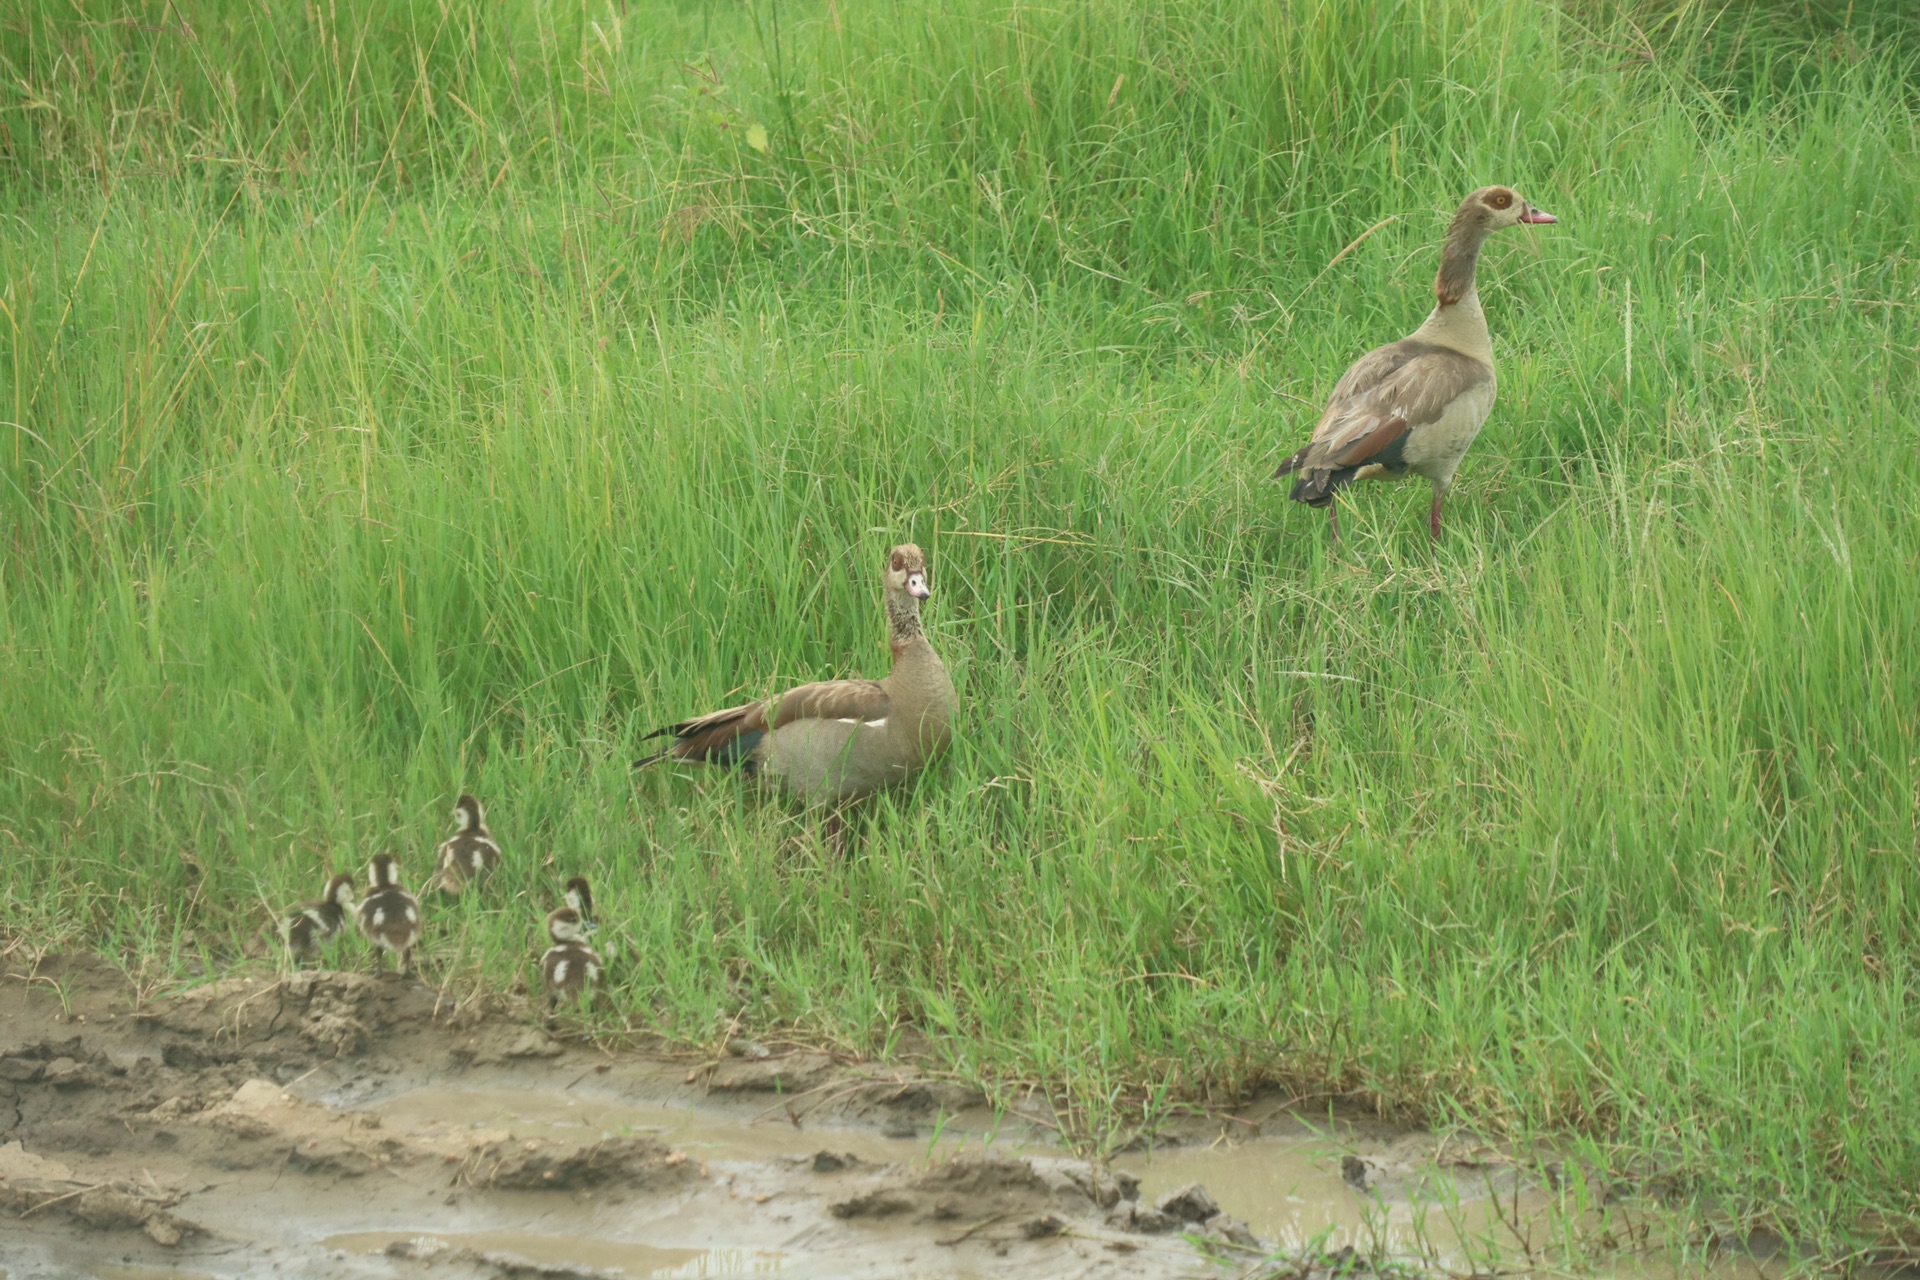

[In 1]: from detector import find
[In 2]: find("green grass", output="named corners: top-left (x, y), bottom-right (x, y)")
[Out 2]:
top-left (4, 0), bottom-right (1918, 1262)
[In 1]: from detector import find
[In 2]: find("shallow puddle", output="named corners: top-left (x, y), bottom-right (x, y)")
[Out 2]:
top-left (1121, 1132), bottom-right (1620, 1274)
top-left (323, 1230), bottom-right (786, 1276)
top-left (1118, 1134), bottom-right (1363, 1249)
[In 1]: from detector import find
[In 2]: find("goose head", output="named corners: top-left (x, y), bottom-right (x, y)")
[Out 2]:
top-left (562, 877), bottom-right (597, 930)
top-left (324, 874), bottom-right (358, 910)
top-left (547, 907), bottom-right (591, 945)
top-left (1457, 186), bottom-right (1555, 235)
top-left (1435, 187), bottom-right (1556, 306)
top-left (367, 854), bottom-right (402, 891)
top-left (885, 544), bottom-right (932, 602)
top-left (451, 794), bottom-right (485, 832)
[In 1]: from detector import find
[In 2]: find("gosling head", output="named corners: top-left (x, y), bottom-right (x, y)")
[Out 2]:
top-left (562, 877), bottom-right (597, 931)
top-left (451, 794), bottom-right (485, 832)
top-left (546, 907), bottom-right (592, 945)
top-left (323, 874), bottom-right (357, 911)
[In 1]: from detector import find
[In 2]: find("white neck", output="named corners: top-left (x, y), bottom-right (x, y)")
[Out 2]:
top-left (1410, 290), bottom-right (1493, 365)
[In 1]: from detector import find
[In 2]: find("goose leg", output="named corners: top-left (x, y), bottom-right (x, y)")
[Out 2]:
top-left (1428, 491), bottom-right (1444, 542)
top-left (1327, 501), bottom-right (1341, 543)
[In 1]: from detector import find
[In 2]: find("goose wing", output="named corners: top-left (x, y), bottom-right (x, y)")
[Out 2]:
top-left (638, 680), bottom-right (893, 769)
top-left (1276, 340), bottom-right (1492, 500)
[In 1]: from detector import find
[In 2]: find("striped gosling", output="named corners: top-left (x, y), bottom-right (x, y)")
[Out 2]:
top-left (540, 908), bottom-right (602, 1009)
top-left (281, 874), bottom-right (356, 964)
top-left (356, 855), bottom-right (422, 975)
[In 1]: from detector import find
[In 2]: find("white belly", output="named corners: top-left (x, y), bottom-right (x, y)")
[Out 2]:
top-left (1401, 377), bottom-right (1496, 489)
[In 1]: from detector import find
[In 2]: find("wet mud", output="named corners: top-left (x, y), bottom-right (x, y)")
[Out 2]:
top-left (0, 956), bottom-right (1768, 1279)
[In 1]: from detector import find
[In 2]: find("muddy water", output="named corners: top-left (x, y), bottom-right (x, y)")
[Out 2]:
top-left (1119, 1128), bottom-right (1554, 1267)
top-left (319, 1230), bottom-right (783, 1276)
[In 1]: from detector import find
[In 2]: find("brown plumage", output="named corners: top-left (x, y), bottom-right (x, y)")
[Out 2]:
top-left (1275, 185), bottom-right (1556, 540)
top-left (432, 794), bottom-right (501, 896)
top-left (539, 908), bottom-right (602, 1008)
top-left (281, 874), bottom-right (356, 964)
top-left (636, 544), bottom-right (956, 803)
top-left (356, 855), bottom-right (422, 975)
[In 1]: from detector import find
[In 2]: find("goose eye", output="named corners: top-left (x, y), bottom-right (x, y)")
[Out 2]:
top-left (1489, 191), bottom-right (1512, 209)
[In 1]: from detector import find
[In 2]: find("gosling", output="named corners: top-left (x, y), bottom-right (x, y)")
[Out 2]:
top-left (356, 855), bottom-right (422, 975)
top-left (280, 874), bottom-right (356, 964)
top-left (432, 794), bottom-right (502, 896)
top-left (539, 907), bottom-right (603, 1009)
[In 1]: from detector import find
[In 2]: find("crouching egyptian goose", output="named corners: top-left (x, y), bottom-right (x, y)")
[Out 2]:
top-left (637, 544), bottom-right (956, 803)
top-left (356, 855), bottom-right (422, 975)
top-left (1275, 186), bottom-right (1556, 540)
top-left (280, 874), bottom-right (356, 964)
top-left (432, 794), bottom-right (501, 896)
top-left (540, 907), bottom-right (603, 1008)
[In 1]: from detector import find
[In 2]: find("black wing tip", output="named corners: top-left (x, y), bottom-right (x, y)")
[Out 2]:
top-left (632, 725), bottom-right (676, 769)
top-left (632, 727), bottom-right (765, 771)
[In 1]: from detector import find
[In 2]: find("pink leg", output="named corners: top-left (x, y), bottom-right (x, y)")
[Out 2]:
top-left (1428, 492), bottom-right (1444, 542)
top-left (1327, 502), bottom-right (1341, 544)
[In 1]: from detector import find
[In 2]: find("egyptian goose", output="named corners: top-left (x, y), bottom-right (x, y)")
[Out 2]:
top-left (637, 544), bottom-right (956, 803)
top-left (539, 907), bottom-right (603, 1008)
top-left (1275, 186), bottom-right (1556, 540)
top-left (356, 854), bottom-right (422, 975)
top-left (280, 874), bottom-right (356, 964)
top-left (432, 794), bottom-right (501, 896)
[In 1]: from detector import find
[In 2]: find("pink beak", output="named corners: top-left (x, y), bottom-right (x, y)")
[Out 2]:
top-left (1519, 204), bottom-right (1557, 225)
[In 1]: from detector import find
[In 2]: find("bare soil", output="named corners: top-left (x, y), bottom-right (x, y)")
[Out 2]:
top-left (0, 955), bottom-right (1628, 1280)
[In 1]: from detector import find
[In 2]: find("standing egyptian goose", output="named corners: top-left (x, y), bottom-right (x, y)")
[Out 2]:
top-left (356, 855), bottom-right (422, 975)
top-left (432, 794), bottom-right (501, 896)
top-left (1275, 186), bottom-right (1556, 540)
top-left (280, 874), bottom-right (356, 964)
top-left (539, 907), bottom-right (603, 1008)
top-left (637, 544), bottom-right (956, 803)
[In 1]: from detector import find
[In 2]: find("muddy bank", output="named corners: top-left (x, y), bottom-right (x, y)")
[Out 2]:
top-left (0, 955), bottom-right (1745, 1279)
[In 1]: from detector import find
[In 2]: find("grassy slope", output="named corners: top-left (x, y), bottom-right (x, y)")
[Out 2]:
top-left (3, 0), bottom-right (1917, 1257)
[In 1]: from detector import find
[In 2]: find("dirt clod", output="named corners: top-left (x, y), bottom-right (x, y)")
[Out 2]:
top-left (811, 1149), bottom-right (862, 1173)
top-left (1201, 1213), bottom-right (1261, 1248)
top-left (479, 1136), bottom-right (693, 1191)
top-left (1155, 1181), bottom-right (1220, 1223)
top-left (829, 1188), bottom-right (918, 1218)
